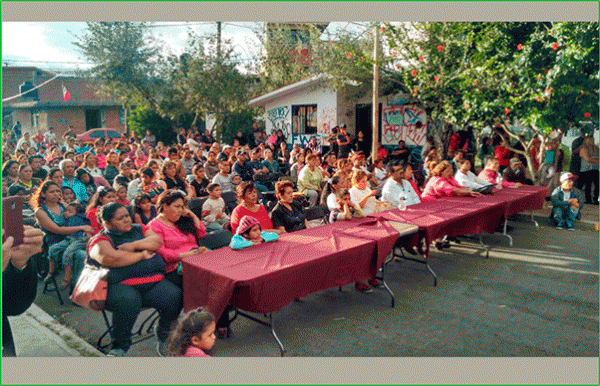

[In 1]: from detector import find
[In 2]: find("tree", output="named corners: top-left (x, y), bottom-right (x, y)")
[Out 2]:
top-left (382, 22), bottom-right (599, 183)
top-left (128, 105), bottom-right (177, 145)
top-left (171, 30), bottom-right (256, 139)
top-left (74, 22), bottom-right (172, 120)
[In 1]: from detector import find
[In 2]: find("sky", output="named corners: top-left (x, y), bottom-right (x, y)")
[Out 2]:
top-left (1, 22), bottom-right (369, 75)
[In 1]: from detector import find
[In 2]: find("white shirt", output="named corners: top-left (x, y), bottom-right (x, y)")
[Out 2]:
top-left (326, 193), bottom-right (337, 211)
top-left (381, 178), bottom-right (421, 208)
top-left (44, 131), bottom-right (56, 142)
top-left (455, 170), bottom-right (489, 190)
top-left (212, 173), bottom-right (234, 193)
top-left (374, 167), bottom-right (387, 185)
top-left (201, 197), bottom-right (230, 224)
top-left (349, 186), bottom-right (377, 215)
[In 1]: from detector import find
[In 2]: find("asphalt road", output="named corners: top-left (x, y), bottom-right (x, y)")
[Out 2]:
top-left (34, 214), bottom-right (599, 357)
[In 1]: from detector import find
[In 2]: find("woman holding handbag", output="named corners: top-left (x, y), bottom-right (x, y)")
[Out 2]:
top-left (87, 202), bottom-right (182, 357)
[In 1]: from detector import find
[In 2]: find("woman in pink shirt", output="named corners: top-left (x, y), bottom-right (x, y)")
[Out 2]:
top-left (421, 161), bottom-right (481, 202)
top-left (148, 190), bottom-right (207, 288)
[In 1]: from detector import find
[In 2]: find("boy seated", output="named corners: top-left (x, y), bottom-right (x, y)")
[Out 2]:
top-left (550, 173), bottom-right (583, 230)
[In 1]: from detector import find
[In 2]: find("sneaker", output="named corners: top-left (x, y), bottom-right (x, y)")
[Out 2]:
top-left (566, 226), bottom-right (575, 231)
top-left (368, 278), bottom-right (383, 288)
top-left (355, 282), bottom-right (372, 293)
top-left (106, 348), bottom-right (127, 357)
top-left (555, 226), bottom-right (563, 230)
top-left (156, 340), bottom-right (167, 357)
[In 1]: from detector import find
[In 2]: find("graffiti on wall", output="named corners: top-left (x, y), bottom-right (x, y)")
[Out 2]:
top-left (318, 107), bottom-right (336, 136)
top-left (382, 104), bottom-right (427, 146)
top-left (267, 106), bottom-right (291, 137)
top-left (291, 133), bottom-right (327, 147)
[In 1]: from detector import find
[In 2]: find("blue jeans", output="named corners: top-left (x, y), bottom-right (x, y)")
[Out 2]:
top-left (105, 280), bottom-right (182, 351)
top-left (552, 206), bottom-right (578, 228)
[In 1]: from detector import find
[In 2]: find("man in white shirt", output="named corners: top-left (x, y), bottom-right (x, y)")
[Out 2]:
top-left (381, 160), bottom-right (421, 208)
top-left (454, 159), bottom-right (489, 190)
top-left (43, 127), bottom-right (57, 143)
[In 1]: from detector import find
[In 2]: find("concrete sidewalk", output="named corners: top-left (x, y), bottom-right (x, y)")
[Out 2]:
top-left (7, 304), bottom-right (103, 357)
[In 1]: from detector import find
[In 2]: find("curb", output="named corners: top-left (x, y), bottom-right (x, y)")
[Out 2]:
top-left (25, 304), bottom-right (104, 357)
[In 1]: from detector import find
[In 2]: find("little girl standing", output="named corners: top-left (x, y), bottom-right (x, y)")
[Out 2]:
top-left (165, 308), bottom-right (216, 357)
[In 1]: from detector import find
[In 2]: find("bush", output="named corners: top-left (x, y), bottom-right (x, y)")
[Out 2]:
top-left (219, 108), bottom-right (262, 145)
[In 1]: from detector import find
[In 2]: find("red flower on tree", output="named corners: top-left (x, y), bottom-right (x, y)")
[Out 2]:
top-left (537, 74), bottom-right (542, 80)
top-left (413, 88), bottom-right (418, 94)
top-left (381, 27), bottom-right (385, 32)
top-left (584, 112), bottom-right (591, 118)
top-left (396, 64), bottom-right (401, 69)
top-left (581, 91), bottom-right (585, 96)
top-left (456, 90), bottom-right (460, 94)
top-left (511, 82), bottom-right (515, 87)
top-left (504, 108), bottom-right (510, 115)
top-left (411, 69), bottom-right (417, 76)
top-left (360, 56), bottom-right (365, 61)
top-left (392, 50), bottom-right (397, 57)
top-left (437, 45), bottom-right (444, 52)
top-left (510, 73), bottom-right (513, 78)
top-left (552, 43), bottom-right (559, 51)
top-left (419, 57), bottom-right (424, 62)
top-left (347, 53), bottom-right (352, 59)
top-left (330, 40), bottom-right (333, 44)
top-left (517, 44), bottom-right (524, 51)
top-left (434, 76), bottom-right (439, 82)
top-left (535, 97), bottom-right (540, 102)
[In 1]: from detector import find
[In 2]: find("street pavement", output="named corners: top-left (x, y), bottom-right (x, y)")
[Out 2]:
top-left (9, 201), bottom-right (599, 359)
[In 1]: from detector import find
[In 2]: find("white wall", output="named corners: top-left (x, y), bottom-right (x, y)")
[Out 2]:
top-left (263, 86), bottom-right (338, 146)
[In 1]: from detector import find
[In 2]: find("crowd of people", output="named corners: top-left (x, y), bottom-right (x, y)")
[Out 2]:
top-left (2, 120), bottom-right (597, 357)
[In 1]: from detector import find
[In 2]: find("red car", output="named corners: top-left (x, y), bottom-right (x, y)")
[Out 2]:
top-left (76, 128), bottom-right (124, 143)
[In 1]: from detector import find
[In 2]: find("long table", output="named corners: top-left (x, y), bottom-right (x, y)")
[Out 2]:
top-left (182, 216), bottom-right (418, 355)
top-left (368, 185), bottom-right (549, 284)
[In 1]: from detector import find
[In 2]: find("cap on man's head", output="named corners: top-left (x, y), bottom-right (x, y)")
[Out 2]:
top-left (509, 157), bottom-right (522, 165)
top-left (560, 172), bottom-right (577, 183)
top-left (339, 123), bottom-right (347, 129)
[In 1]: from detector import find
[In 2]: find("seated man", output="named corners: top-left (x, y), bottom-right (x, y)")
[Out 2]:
top-left (550, 173), bottom-right (583, 230)
top-left (502, 157), bottom-right (533, 185)
top-left (454, 159), bottom-right (489, 190)
top-left (389, 140), bottom-right (410, 163)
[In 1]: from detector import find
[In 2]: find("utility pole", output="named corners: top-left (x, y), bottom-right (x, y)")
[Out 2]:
top-left (216, 22), bottom-right (222, 59)
top-left (371, 24), bottom-right (380, 163)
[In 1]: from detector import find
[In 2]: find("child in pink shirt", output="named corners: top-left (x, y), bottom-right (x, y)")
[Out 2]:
top-left (165, 308), bottom-right (215, 357)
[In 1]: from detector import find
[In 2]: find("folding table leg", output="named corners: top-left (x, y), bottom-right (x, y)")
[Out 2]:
top-left (530, 211), bottom-right (539, 229)
top-left (233, 309), bottom-right (286, 356)
top-left (378, 262), bottom-right (395, 308)
top-left (478, 234), bottom-right (490, 259)
top-left (502, 219), bottom-right (514, 246)
top-left (393, 240), bottom-right (437, 287)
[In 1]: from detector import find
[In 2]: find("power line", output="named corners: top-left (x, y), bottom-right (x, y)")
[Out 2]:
top-left (3, 59), bottom-right (92, 65)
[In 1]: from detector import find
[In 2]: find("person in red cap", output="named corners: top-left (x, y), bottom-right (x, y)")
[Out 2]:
top-left (550, 173), bottom-right (584, 230)
top-left (229, 215), bottom-right (278, 250)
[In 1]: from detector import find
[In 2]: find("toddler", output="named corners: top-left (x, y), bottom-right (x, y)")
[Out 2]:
top-left (165, 308), bottom-right (216, 357)
top-left (229, 215), bottom-right (278, 250)
top-left (44, 203), bottom-right (90, 289)
top-left (60, 186), bottom-right (78, 204)
top-left (201, 183), bottom-right (230, 231)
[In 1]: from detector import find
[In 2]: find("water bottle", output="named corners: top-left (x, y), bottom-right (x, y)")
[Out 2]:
top-left (399, 193), bottom-right (407, 211)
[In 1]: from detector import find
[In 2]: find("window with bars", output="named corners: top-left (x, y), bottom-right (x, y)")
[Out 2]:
top-left (292, 104), bottom-right (317, 134)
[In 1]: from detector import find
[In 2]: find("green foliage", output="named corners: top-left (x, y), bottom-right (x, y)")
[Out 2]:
top-left (220, 108), bottom-right (260, 145)
top-left (128, 106), bottom-right (177, 145)
top-left (74, 22), bottom-right (171, 118)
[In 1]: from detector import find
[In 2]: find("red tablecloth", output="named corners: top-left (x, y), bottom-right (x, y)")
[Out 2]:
top-left (182, 217), bottom-right (410, 320)
top-left (368, 185), bottom-right (549, 253)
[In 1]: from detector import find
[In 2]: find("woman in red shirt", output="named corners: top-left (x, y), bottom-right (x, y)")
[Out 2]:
top-left (229, 182), bottom-right (284, 235)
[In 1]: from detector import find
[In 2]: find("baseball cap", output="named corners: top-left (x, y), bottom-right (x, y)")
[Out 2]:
top-left (560, 172), bottom-right (578, 183)
top-left (509, 157), bottom-right (522, 165)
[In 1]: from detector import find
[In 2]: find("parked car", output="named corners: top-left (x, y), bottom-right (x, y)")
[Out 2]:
top-left (76, 128), bottom-right (124, 143)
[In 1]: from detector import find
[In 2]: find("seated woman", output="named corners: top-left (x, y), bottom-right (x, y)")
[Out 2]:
top-left (477, 156), bottom-right (523, 188)
top-left (12, 164), bottom-right (42, 196)
top-left (75, 168), bottom-right (110, 201)
top-left (454, 159), bottom-right (490, 190)
top-left (270, 180), bottom-right (309, 233)
top-left (289, 152), bottom-right (305, 185)
top-left (86, 186), bottom-right (118, 235)
top-left (160, 161), bottom-right (194, 197)
top-left (139, 167), bottom-right (167, 204)
top-left (349, 170), bottom-right (385, 216)
top-left (81, 153), bottom-right (103, 177)
top-left (31, 181), bottom-right (93, 273)
top-left (230, 181), bottom-right (284, 235)
top-left (88, 202), bottom-right (182, 357)
top-left (148, 190), bottom-right (207, 288)
top-left (320, 173), bottom-right (348, 212)
top-left (297, 153), bottom-right (324, 207)
top-left (422, 161), bottom-right (481, 202)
